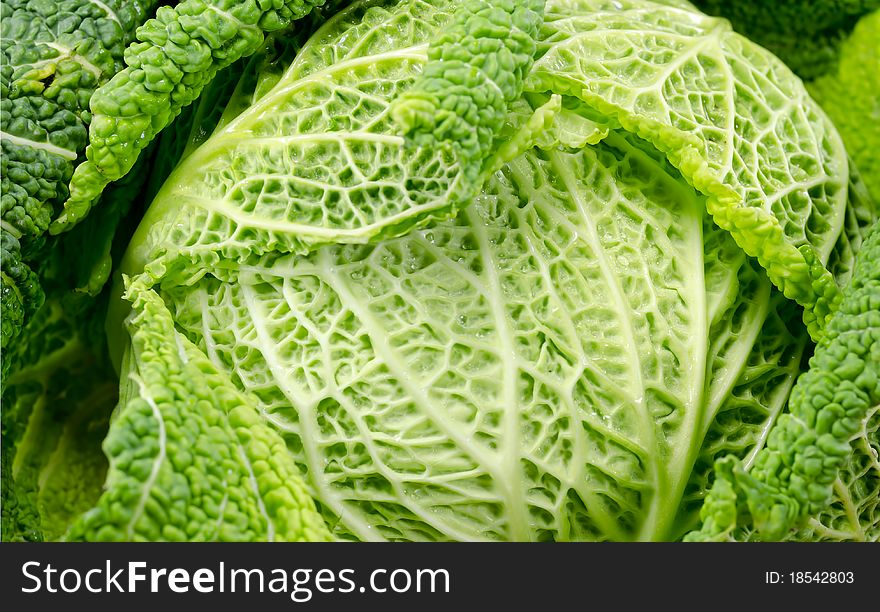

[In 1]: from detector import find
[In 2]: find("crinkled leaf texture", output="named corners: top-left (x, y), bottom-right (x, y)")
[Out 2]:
top-left (687, 219), bottom-right (879, 542)
top-left (160, 133), bottom-right (809, 541)
top-left (527, 0), bottom-right (852, 337)
top-left (0, 0), bottom-right (159, 350)
top-left (112, 0), bottom-right (861, 540)
top-left (797, 408), bottom-right (879, 541)
top-left (67, 280), bottom-right (331, 542)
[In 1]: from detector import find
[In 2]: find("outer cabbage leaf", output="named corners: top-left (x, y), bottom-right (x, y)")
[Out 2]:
top-left (688, 220), bottom-right (880, 541)
top-left (120, 0), bottom-right (480, 286)
top-left (1, 163), bottom-right (144, 541)
top-left (391, 0), bottom-right (546, 181)
top-left (526, 0), bottom-right (851, 337)
top-left (0, 0), bottom-right (158, 350)
top-left (1, 111), bottom-right (191, 541)
top-left (55, 0), bottom-right (330, 231)
top-left (67, 280), bottom-right (332, 542)
top-left (795, 408), bottom-right (879, 541)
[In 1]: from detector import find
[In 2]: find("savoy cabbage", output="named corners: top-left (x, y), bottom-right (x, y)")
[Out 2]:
top-left (1, 0), bottom-right (878, 542)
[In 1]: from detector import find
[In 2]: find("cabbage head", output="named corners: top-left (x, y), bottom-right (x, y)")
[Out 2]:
top-left (74, 0), bottom-right (875, 541)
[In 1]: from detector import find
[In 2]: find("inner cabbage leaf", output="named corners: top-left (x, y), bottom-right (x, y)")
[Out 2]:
top-left (161, 132), bottom-right (806, 541)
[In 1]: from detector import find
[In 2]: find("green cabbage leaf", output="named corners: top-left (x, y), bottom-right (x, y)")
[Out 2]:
top-left (88, 0), bottom-right (873, 541)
